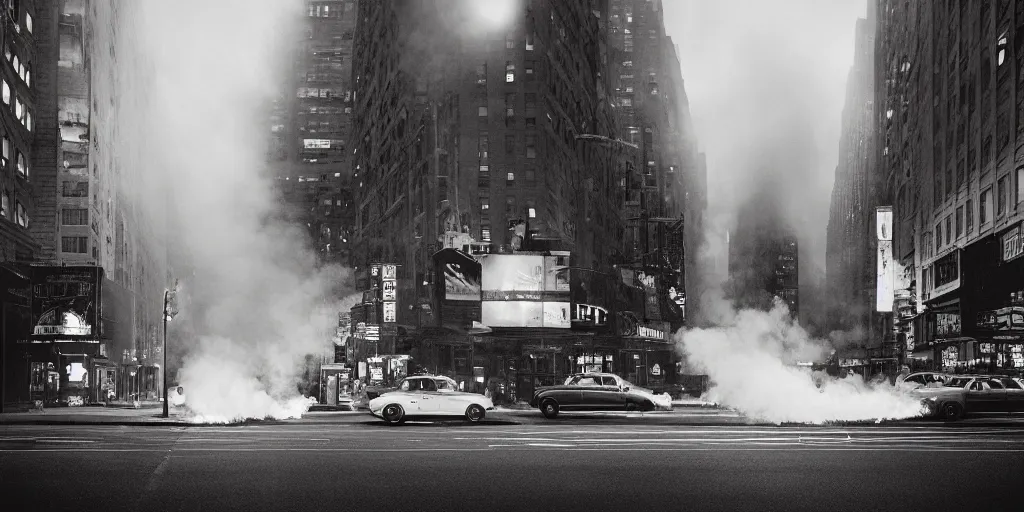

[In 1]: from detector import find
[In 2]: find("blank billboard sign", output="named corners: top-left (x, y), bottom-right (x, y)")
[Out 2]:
top-left (876, 206), bottom-right (894, 313)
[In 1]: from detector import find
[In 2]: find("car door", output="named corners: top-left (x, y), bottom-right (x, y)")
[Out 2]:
top-left (966, 379), bottom-right (1006, 413)
top-left (414, 378), bottom-right (441, 413)
top-left (432, 378), bottom-right (464, 415)
top-left (999, 378), bottom-right (1024, 412)
top-left (599, 376), bottom-right (627, 408)
top-left (574, 376), bottom-right (604, 409)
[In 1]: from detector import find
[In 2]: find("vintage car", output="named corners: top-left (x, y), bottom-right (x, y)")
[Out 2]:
top-left (368, 375), bottom-right (494, 424)
top-left (913, 375), bottom-right (1024, 420)
top-left (528, 372), bottom-right (673, 419)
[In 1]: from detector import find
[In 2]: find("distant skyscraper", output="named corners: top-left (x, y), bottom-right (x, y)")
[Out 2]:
top-left (729, 181), bottom-right (798, 317)
top-left (826, 6), bottom-right (876, 339)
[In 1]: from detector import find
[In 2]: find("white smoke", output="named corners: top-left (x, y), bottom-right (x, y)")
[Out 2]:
top-left (675, 297), bottom-right (926, 424)
top-left (101, 0), bottom-right (347, 422)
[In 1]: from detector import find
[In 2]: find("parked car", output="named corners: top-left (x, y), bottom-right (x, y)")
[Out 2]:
top-left (529, 372), bottom-right (673, 419)
top-left (913, 375), bottom-right (1024, 420)
top-left (367, 375), bottom-right (494, 425)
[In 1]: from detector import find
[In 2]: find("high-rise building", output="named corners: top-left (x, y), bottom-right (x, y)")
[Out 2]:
top-left (0, 0), bottom-right (36, 264)
top-left (2, 0), bottom-right (168, 407)
top-left (876, 0), bottom-right (1024, 373)
top-left (270, 0), bottom-right (358, 269)
top-left (826, 5), bottom-right (877, 343)
top-left (347, 0), bottom-right (701, 399)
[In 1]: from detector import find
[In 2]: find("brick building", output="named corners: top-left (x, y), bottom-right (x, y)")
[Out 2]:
top-left (877, 0), bottom-right (1024, 374)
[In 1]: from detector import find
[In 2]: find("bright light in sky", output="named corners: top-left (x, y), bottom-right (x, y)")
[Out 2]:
top-left (471, 0), bottom-right (519, 29)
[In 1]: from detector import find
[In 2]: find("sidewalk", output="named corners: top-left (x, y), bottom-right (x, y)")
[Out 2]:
top-left (0, 406), bottom-right (193, 426)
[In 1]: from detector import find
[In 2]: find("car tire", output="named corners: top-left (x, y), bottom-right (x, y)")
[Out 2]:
top-left (541, 398), bottom-right (559, 419)
top-left (465, 404), bottom-right (486, 423)
top-left (940, 402), bottom-right (963, 422)
top-left (381, 404), bottom-right (405, 424)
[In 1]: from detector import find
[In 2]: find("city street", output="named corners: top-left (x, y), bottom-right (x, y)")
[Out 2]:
top-left (1, 415), bottom-right (1022, 512)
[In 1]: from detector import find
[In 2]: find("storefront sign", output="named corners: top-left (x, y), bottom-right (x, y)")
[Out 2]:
top-left (635, 326), bottom-right (666, 340)
top-left (382, 265), bottom-right (397, 280)
top-left (976, 307), bottom-right (1024, 332)
top-left (1002, 225), bottom-right (1023, 262)
top-left (933, 312), bottom-right (961, 339)
top-left (30, 266), bottom-right (102, 339)
top-left (365, 324), bottom-right (380, 342)
top-left (650, 364), bottom-right (662, 376)
top-left (479, 253), bottom-right (571, 328)
top-left (382, 280), bottom-right (396, 301)
top-left (931, 251), bottom-right (961, 298)
top-left (382, 302), bottom-right (396, 323)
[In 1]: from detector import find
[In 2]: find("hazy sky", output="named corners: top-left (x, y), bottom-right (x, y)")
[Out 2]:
top-left (662, 0), bottom-right (868, 275)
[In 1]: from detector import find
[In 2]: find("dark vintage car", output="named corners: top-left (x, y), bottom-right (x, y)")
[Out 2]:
top-left (528, 372), bottom-right (672, 419)
top-left (914, 375), bottom-right (1024, 420)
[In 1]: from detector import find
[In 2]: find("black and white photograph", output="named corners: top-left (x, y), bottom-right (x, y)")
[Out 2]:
top-left (0, 1), bottom-right (1022, 511)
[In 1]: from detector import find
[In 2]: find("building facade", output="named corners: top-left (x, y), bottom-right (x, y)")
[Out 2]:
top-left (2, 0), bottom-right (167, 408)
top-left (347, 0), bottom-right (703, 401)
top-left (877, 0), bottom-right (1024, 374)
top-left (270, 0), bottom-right (358, 270)
top-left (826, 7), bottom-right (882, 351)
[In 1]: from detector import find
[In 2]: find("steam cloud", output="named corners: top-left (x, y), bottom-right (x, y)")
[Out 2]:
top-left (675, 293), bottom-right (925, 424)
top-left (104, 0), bottom-right (348, 423)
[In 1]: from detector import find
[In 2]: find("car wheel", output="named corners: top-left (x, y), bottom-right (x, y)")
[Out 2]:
top-left (541, 398), bottom-right (559, 419)
top-left (381, 404), bottom-right (405, 424)
top-left (941, 402), bottom-right (963, 421)
top-left (465, 404), bottom-right (486, 423)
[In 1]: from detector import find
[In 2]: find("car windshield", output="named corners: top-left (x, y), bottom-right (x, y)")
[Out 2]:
top-left (943, 377), bottom-right (973, 388)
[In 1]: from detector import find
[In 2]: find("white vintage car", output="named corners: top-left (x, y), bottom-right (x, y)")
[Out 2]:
top-left (368, 375), bottom-right (495, 424)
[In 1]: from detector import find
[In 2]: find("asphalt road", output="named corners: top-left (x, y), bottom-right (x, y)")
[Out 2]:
top-left (1, 417), bottom-right (1022, 512)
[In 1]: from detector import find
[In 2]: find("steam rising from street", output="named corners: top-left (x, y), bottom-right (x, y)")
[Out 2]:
top-left (103, 0), bottom-right (346, 423)
top-left (675, 299), bottom-right (926, 424)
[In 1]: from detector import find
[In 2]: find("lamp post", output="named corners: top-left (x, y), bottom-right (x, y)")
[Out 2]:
top-left (161, 281), bottom-right (179, 418)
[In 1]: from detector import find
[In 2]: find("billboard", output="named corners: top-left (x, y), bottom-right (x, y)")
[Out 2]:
top-left (30, 266), bottom-right (102, 339)
top-left (876, 207), bottom-right (894, 312)
top-left (438, 249), bottom-right (481, 301)
top-left (480, 253), bottom-right (570, 328)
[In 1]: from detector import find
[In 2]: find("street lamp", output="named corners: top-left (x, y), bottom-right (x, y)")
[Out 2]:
top-left (161, 280), bottom-right (179, 418)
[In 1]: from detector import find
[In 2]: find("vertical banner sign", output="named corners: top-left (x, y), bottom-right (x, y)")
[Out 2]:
top-left (876, 206), bottom-right (895, 312)
top-left (382, 264), bottom-right (397, 324)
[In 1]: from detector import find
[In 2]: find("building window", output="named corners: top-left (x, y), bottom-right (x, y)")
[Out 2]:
top-left (526, 135), bottom-right (536, 158)
top-left (526, 199), bottom-right (536, 218)
top-left (998, 176), bottom-right (1007, 216)
top-left (998, 34), bottom-right (1008, 66)
top-left (506, 172), bottom-right (515, 185)
top-left (1017, 167), bottom-right (1024, 205)
top-left (528, 207), bottom-right (536, 218)
top-left (505, 196), bottom-right (517, 214)
top-left (505, 61), bottom-right (515, 82)
top-left (981, 188), bottom-right (992, 224)
top-left (16, 151), bottom-right (27, 177)
top-left (505, 134), bottom-right (515, 155)
top-left (476, 63), bottom-right (487, 84)
top-left (966, 199), bottom-right (974, 233)
top-left (480, 194), bottom-right (490, 211)
top-left (526, 32), bottom-right (535, 50)
top-left (2, 79), bottom-right (8, 104)
top-left (524, 169), bottom-right (536, 187)
top-left (482, 228), bottom-right (491, 242)
top-left (956, 206), bottom-right (964, 237)
top-left (478, 132), bottom-right (489, 159)
top-left (61, 209), bottom-right (88, 226)
top-left (478, 106), bottom-right (488, 117)
top-left (1, 136), bottom-right (8, 165)
top-left (25, 12), bottom-right (33, 33)
top-left (61, 236), bottom-right (89, 253)
top-left (525, 61), bottom-right (535, 78)
top-left (0, 188), bottom-right (6, 217)
top-left (506, 34), bottom-right (515, 49)
top-left (479, 164), bottom-right (489, 173)
top-left (936, 223), bottom-right (942, 251)
top-left (945, 216), bottom-right (951, 245)
top-left (15, 201), bottom-right (27, 227)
